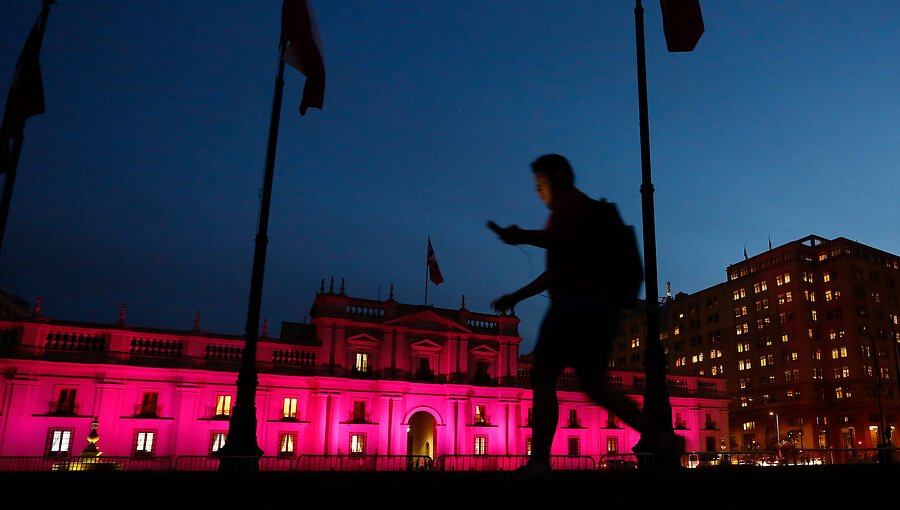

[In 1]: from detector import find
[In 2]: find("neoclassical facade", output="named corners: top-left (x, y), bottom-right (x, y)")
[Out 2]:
top-left (0, 285), bottom-right (729, 466)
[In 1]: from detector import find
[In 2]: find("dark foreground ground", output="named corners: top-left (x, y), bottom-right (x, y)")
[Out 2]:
top-left (4, 464), bottom-right (896, 509)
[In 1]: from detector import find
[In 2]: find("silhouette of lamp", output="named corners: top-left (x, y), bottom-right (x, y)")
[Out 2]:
top-left (80, 417), bottom-right (102, 458)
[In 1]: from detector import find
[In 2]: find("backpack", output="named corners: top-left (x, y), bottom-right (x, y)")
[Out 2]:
top-left (595, 199), bottom-right (644, 309)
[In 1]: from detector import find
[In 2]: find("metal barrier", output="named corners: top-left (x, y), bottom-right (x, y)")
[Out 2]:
top-left (0, 456), bottom-right (173, 472)
top-left (1, 448), bottom-right (898, 472)
top-left (173, 455), bottom-right (293, 471)
top-left (294, 454), bottom-right (434, 471)
top-left (436, 454), bottom-right (596, 471)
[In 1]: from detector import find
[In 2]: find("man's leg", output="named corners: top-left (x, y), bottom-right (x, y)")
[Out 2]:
top-left (577, 369), bottom-right (656, 435)
top-left (530, 357), bottom-right (561, 466)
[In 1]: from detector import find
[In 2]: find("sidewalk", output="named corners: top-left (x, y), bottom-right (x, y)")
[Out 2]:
top-left (4, 464), bottom-right (896, 509)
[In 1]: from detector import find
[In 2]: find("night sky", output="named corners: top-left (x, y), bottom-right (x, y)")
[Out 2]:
top-left (1, 1), bottom-right (898, 353)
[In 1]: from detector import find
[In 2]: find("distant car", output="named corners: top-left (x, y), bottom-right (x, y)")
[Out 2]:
top-left (600, 459), bottom-right (639, 470)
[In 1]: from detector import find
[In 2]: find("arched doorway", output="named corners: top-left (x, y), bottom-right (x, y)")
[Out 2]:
top-left (407, 410), bottom-right (437, 461)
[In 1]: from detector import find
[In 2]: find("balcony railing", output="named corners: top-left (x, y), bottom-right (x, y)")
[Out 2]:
top-left (47, 401), bottom-right (79, 416)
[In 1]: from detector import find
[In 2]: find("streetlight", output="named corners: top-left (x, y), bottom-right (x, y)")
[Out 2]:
top-left (769, 411), bottom-right (780, 446)
top-left (632, 0), bottom-right (704, 473)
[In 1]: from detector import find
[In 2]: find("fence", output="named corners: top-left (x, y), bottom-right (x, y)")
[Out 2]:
top-left (0, 448), bottom-right (897, 472)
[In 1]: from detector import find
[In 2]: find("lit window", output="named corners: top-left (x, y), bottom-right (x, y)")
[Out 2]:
top-left (606, 436), bottom-right (618, 454)
top-left (781, 333), bottom-right (791, 343)
top-left (474, 405), bottom-right (487, 424)
top-left (831, 348), bottom-right (839, 359)
top-left (354, 352), bottom-right (369, 373)
top-left (842, 366), bottom-right (850, 378)
top-left (840, 346), bottom-right (848, 358)
top-left (803, 272), bottom-right (814, 283)
top-left (350, 433), bottom-right (367, 455)
top-left (46, 429), bottom-right (73, 457)
top-left (526, 437), bottom-right (533, 456)
top-left (134, 431), bottom-right (155, 456)
top-left (753, 281), bottom-right (768, 293)
top-left (215, 395), bottom-right (232, 417)
top-left (835, 387), bottom-right (844, 399)
top-left (823, 272), bottom-right (830, 283)
top-left (209, 432), bottom-right (227, 453)
top-left (742, 421), bottom-right (756, 431)
top-left (278, 433), bottom-right (296, 457)
top-left (283, 397), bottom-right (298, 419)
top-left (631, 338), bottom-right (640, 348)
top-left (474, 435), bottom-right (487, 455)
top-left (825, 290), bottom-right (833, 301)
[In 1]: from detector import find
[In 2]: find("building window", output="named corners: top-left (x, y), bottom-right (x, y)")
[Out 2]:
top-left (137, 392), bottom-right (159, 417)
top-left (606, 436), bottom-right (619, 454)
top-left (567, 436), bottom-right (581, 456)
top-left (753, 281), bottom-right (768, 293)
top-left (525, 437), bottom-right (533, 456)
top-left (737, 341), bottom-right (750, 353)
top-left (283, 397), bottom-right (298, 420)
top-left (53, 388), bottom-right (77, 415)
top-left (738, 359), bottom-right (752, 371)
top-left (134, 431), bottom-right (155, 456)
top-left (46, 428), bottom-right (73, 457)
top-left (350, 433), bottom-right (367, 455)
top-left (742, 421), bottom-right (756, 431)
top-left (354, 352), bottom-right (369, 373)
top-left (417, 357), bottom-right (433, 380)
top-left (215, 395), bottom-right (232, 417)
top-left (278, 433), bottom-right (297, 457)
top-left (568, 409), bottom-right (581, 428)
top-left (776, 273), bottom-right (791, 286)
top-left (353, 401), bottom-right (367, 422)
top-left (474, 435), bottom-right (487, 455)
top-left (526, 407), bottom-right (533, 427)
top-left (209, 432), bottom-right (227, 454)
top-left (474, 404), bottom-right (487, 425)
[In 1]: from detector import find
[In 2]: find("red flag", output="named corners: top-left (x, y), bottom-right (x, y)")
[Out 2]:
top-left (659, 0), bottom-right (704, 53)
top-left (1, 12), bottom-right (47, 152)
top-left (427, 237), bottom-right (444, 285)
top-left (281, 0), bottom-right (325, 116)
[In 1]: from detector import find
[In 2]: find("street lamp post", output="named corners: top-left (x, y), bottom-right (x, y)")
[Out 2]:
top-left (630, 0), bottom-right (703, 471)
top-left (769, 411), bottom-right (783, 463)
top-left (769, 411), bottom-right (780, 450)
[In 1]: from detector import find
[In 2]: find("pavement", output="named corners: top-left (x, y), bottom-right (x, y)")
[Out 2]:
top-left (4, 464), bottom-right (897, 509)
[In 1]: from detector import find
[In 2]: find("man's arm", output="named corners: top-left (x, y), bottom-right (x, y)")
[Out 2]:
top-left (488, 223), bottom-right (553, 249)
top-left (491, 272), bottom-right (550, 313)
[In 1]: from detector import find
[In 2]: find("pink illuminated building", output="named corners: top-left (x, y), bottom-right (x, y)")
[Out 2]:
top-left (0, 283), bottom-right (729, 466)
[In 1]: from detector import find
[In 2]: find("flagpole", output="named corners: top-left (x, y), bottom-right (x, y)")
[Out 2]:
top-left (0, 0), bottom-right (53, 259)
top-left (217, 44), bottom-right (287, 468)
top-left (424, 236), bottom-right (429, 306)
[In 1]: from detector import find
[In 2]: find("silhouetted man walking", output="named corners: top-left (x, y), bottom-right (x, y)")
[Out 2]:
top-left (488, 153), bottom-right (682, 473)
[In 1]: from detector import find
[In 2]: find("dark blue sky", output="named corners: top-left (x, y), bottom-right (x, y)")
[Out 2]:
top-left (2, 1), bottom-right (899, 352)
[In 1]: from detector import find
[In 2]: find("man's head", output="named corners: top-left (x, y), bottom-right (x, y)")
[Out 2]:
top-left (530, 153), bottom-right (574, 207)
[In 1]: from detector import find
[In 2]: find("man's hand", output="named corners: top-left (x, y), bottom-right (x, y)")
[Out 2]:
top-left (491, 293), bottom-right (518, 315)
top-left (486, 221), bottom-right (524, 245)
